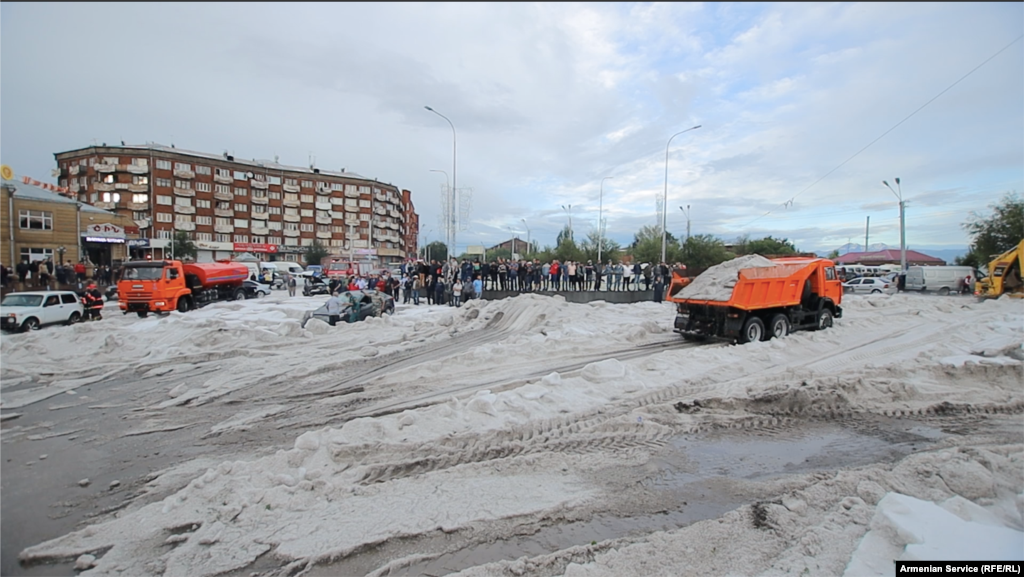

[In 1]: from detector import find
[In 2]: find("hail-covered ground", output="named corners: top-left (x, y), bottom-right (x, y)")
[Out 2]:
top-left (1, 287), bottom-right (1022, 577)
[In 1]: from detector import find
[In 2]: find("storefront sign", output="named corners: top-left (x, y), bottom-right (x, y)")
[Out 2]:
top-left (82, 223), bottom-right (125, 239)
top-left (127, 239), bottom-right (151, 248)
top-left (354, 248), bottom-right (377, 255)
top-left (85, 236), bottom-right (125, 244)
top-left (233, 242), bottom-right (278, 254)
top-left (196, 241), bottom-right (233, 251)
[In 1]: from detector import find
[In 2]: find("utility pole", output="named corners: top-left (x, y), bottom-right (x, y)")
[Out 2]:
top-left (882, 178), bottom-right (907, 272)
top-left (865, 215), bottom-right (870, 251)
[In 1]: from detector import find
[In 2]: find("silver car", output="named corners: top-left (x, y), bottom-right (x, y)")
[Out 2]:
top-left (1, 291), bottom-right (85, 332)
top-left (842, 277), bottom-right (897, 295)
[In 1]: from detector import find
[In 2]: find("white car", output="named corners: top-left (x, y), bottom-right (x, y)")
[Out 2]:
top-left (1, 291), bottom-right (85, 332)
top-left (243, 279), bottom-right (272, 298)
top-left (842, 277), bottom-right (897, 295)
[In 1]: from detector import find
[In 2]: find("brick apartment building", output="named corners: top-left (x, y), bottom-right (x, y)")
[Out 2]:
top-left (53, 143), bottom-right (419, 266)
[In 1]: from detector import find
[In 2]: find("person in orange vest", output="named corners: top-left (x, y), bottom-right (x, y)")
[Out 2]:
top-left (81, 283), bottom-right (104, 321)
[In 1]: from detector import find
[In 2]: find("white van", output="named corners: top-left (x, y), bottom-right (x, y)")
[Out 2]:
top-left (905, 266), bottom-right (974, 294)
top-left (263, 261), bottom-right (304, 276)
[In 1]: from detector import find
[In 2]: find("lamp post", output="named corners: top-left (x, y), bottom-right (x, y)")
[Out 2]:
top-left (57, 246), bottom-right (66, 265)
top-left (679, 205), bottom-right (691, 242)
top-left (598, 176), bottom-right (613, 264)
top-left (662, 125), bottom-right (701, 263)
top-left (882, 178), bottom-right (907, 272)
top-left (508, 226), bottom-right (517, 258)
top-left (521, 218), bottom-right (531, 256)
top-left (425, 106), bottom-right (457, 259)
top-left (561, 204), bottom-right (573, 242)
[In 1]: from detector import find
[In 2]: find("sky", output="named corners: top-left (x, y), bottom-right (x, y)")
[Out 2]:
top-left (1, 2), bottom-right (1022, 256)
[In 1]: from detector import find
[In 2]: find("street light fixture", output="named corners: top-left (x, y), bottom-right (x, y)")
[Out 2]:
top-left (662, 125), bottom-right (701, 263)
top-left (598, 177), bottom-right (613, 264)
top-left (882, 178), bottom-right (907, 272)
top-left (57, 245), bottom-right (66, 265)
top-left (508, 226), bottom-right (517, 258)
top-left (679, 205), bottom-right (691, 242)
top-left (520, 218), bottom-right (531, 256)
top-left (561, 204), bottom-right (573, 242)
top-left (425, 106), bottom-right (457, 259)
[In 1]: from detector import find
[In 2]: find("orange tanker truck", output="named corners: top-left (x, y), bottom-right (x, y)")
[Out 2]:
top-left (118, 260), bottom-right (255, 317)
top-left (668, 255), bottom-right (843, 343)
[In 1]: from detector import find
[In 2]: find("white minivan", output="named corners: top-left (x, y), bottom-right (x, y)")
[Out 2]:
top-left (263, 261), bottom-right (304, 276)
top-left (904, 266), bottom-right (974, 294)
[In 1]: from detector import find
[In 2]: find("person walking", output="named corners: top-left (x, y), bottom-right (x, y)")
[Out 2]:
top-left (325, 291), bottom-right (342, 326)
top-left (287, 273), bottom-right (297, 297)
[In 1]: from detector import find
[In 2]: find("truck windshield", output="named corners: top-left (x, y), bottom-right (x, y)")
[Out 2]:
top-left (328, 263), bottom-right (350, 271)
top-left (121, 266), bottom-right (165, 281)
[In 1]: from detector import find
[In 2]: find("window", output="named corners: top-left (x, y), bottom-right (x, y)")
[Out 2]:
top-left (157, 195), bottom-right (173, 206)
top-left (175, 196), bottom-right (192, 207)
top-left (79, 176), bottom-right (87, 186)
top-left (212, 184), bottom-right (227, 194)
top-left (19, 210), bottom-right (53, 230)
top-left (284, 222), bottom-right (298, 231)
top-left (301, 180), bottom-right (313, 188)
top-left (196, 232), bottom-right (212, 241)
top-left (300, 223), bottom-right (313, 232)
top-left (215, 218), bottom-right (232, 226)
top-left (253, 173), bottom-right (265, 181)
top-left (234, 204), bottom-right (248, 212)
top-left (156, 213), bottom-right (173, 223)
top-left (345, 198), bottom-right (358, 207)
top-left (196, 199), bottom-right (211, 208)
top-left (156, 178), bottom-right (172, 188)
top-left (268, 221), bottom-right (282, 231)
top-left (61, 179), bottom-right (68, 187)
top-left (825, 267), bottom-right (836, 281)
top-left (300, 238), bottom-right (313, 247)
top-left (175, 214), bottom-right (193, 224)
top-left (301, 209), bottom-right (313, 217)
top-left (341, 184), bottom-right (352, 192)
top-left (233, 170), bottom-right (247, 180)
top-left (101, 192), bottom-right (121, 203)
top-left (216, 201), bottom-right (231, 211)
top-left (195, 182), bottom-right (211, 192)
top-left (251, 236), bottom-right (265, 244)
top-left (216, 234), bottom-right (230, 243)
top-left (331, 239), bottom-right (345, 247)
top-left (103, 174), bottom-right (115, 184)
top-left (317, 225), bottom-right (331, 233)
top-left (269, 236), bottom-right (282, 245)
top-left (133, 175), bottom-right (149, 185)
top-left (103, 157), bottom-right (119, 165)
top-left (332, 226), bottom-right (345, 233)
top-left (269, 206), bottom-right (281, 215)
top-left (174, 162), bottom-right (191, 171)
top-left (252, 204), bottom-right (267, 213)
top-left (233, 235), bottom-right (249, 243)
top-left (284, 207), bottom-right (298, 216)
top-left (252, 189), bottom-right (267, 199)
top-left (133, 211), bottom-right (148, 220)
top-left (61, 293), bottom-right (78, 305)
top-left (269, 191), bottom-right (280, 200)
top-left (234, 187), bottom-right (247, 197)
top-left (215, 167), bottom-right (230, 177)
top-left (358, 200), bottom-right (371, 208)
top-left (359, 213), bottom-right (370, 222)
top-left (175, 180), bottom-right (191, 189)
top-left (300, 194), bottom-right (313, 203)
top-left (156, 159), bottom-right (172, 170)
top-left (268, 176), bottom-right (281, 185)
top-left (21, 247), bottom-right (54, 262)
top-left (195, 165), bottom-right (211, 175)
top-left (197, 216), bottom-right (212, 225)
top-left (131, 158), bottom-right (148, 167)
top-left (156, 229), bottom-right (172, 239)
top-left (284, 193), bottom-right (298, 203)
top-left (285, 178), bottom-right (298, 186)
top-left (359, 186), bottom-right (370, 194)
top-left (234, 219), bottom-right (248, 228)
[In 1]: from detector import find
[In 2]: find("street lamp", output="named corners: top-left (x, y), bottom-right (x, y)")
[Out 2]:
top-left (520, 218), bottom-right (531, 256)
top-left (598, 176), bottom-right (613, 264)
top-left (57, 245), bottom-right (66, 265)
top-left (882, 178), bottom-right (907, 272)
top-left (662, 125), bottom-right (701, 263)
top-left (561, 204), bottom-right (573, 242)
top-left (508, 226), bottom-right (517, 258)
top-left (425, 106), bottom-right (457, 259)
top-left (421, 228), bottom-right (432, 261)
top-left (679, 205), bottom-right (691, 242)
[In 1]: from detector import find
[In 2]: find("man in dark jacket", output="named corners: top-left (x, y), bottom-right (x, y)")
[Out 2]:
top-left (83, 283), bottom-right (104, 320)
top-left (16, 260), bottom-right (29, 287)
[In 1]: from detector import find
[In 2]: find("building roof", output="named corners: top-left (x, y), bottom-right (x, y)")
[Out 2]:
top-left (2, 179), bottom-right (114, 215)
top-left (834, 249), bottom-right (945, 265)
top-left (53, 143), bottom-right (388, 185)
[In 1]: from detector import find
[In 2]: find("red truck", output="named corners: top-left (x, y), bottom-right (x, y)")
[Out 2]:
top-left (668, 256), bottom-right (843, 343)
top-left (321, 257), bottom-right (363, 280)
top-left (118, 260), bottom-right (255, 317)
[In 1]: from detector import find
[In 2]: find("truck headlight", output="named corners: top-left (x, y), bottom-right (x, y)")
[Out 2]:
top-left (155, 301), bottom-right (166, 307)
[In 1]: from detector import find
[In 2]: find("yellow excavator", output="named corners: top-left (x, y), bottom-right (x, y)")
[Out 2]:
top-left (975, 239), bottom-right (1024, 299)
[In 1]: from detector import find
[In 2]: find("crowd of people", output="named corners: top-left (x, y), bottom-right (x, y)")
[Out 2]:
top-left (0, 259), bottom-right (107, 292)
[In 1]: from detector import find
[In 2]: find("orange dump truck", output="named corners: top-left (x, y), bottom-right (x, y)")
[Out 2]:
top-left (668, 256), bottom-right (843, 343)
top-left (118, 260), bottom-right (253, 317)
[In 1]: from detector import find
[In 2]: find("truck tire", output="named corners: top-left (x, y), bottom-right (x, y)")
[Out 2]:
top-left (177, 297), bottom-right (190, 313)
top-left (740, 317), bottom-right (764, 344)
top-left (768, 314), bottom-right (789, 340)
top-left (815, 308), bottom-right (834, 331)
top-left (233, 288), bottom-right (247, 301)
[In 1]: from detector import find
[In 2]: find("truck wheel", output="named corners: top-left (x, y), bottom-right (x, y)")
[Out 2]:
top-left (177, 298), bottom-right (190, 313)
top-left (815, 309), bottom-right (834, 331)
top-left (740, 317), bottom-right (764, 344)
top-left (137, 311), bottom-right (149, 318)
top-left (768, 314), bottom-right (789, 340)
top-left (233, 288), bottom-right (247, 301)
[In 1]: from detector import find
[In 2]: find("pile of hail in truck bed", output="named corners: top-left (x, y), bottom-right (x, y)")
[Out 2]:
top-left (675, 254), bottom-right (776, 301)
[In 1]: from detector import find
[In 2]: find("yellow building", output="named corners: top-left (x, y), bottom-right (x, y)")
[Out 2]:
top-left (1, 179), bottom-right (139, 272)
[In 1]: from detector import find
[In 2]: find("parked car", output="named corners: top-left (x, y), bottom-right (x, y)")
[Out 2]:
top-left (303, 290), bottom-right (395, 326)
top-left (1, 291), bottom-right (85, 332)
top-left (243, 279), bottom-right (272, 298)
top-left (842, 277), bottom-right (897, 295)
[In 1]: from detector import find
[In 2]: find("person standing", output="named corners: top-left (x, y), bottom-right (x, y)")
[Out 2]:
top-left (633, 262), bottom-right (642, 291)
top-left (74, 261), bottom-right (87, 286)
top-left (473, 274), bottom-right (483, 300)
top-left (434, 276), bottom-right (446, 306)
top-left (653, 270), bottom-right (665, 303)
top-left (452, 279), bottom-right (463, 307)
top-left (16, 260), bottom-right (28, 289)
top-left (287, 273), bottom-right (297, 297)
top-left (37, 261), bottom-right (51, 290)
top-left (325, 292), bottom-right (342, 326)
top-left (643, 263), bottom-right (653, 291)
top-left (412, 276), bottom-right (422, 305)
top-left (82, 282), bottom-right (104, 320)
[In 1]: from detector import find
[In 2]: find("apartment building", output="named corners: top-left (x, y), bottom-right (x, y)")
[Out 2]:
top-left (53, 143), bottom-right (419, 265)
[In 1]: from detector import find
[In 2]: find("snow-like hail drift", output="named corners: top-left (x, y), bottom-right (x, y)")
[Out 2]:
top-left (4, 291), bottom-right (1023, 577)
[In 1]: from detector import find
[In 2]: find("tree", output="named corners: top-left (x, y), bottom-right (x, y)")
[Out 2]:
top-left (631, 225), bottom-right (679, 264)
top-left (579, 230), bottom-right (621, 264)
top-left (828, 249), bottom-right (841, 260)
top-left (960, 192), bottom-right (1023, 269)
top-left (171, 231), bottom-right (197, 261)
top-left (680, 234), bottom-right (734, 270)
top-left (422, 240), bottom-right (448, 262)
top-left (303, 240), bottom-right (329, 268)
top-left (742, 236), bottom-right (798, 256)
top-left (552, 236), bottom-right (584, 263)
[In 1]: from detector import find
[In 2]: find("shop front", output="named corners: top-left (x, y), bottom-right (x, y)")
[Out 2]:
top-left (81, 222), bottom-right (128, 266)
top-left (196, 240), bottom-right (235, 263)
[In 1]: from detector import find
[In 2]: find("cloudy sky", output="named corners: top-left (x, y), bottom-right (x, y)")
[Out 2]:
top-left (2, 2), bottom-right (1021, 255)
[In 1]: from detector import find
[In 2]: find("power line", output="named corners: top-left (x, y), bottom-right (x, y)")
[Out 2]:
top-left (743, 33), bottom-right (1024, 228)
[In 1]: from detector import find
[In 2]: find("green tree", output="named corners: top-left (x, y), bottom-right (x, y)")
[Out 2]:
top-left (743, 236), bottom-right (798, 256)
top-left (828, 249), bottom-right (841, 260)
top-left (303, 239), bottom-right (329, 268)
top-left (552, 236), bottom-right (584, 263)
top-left (680, 234), bottom-right (734, 270)
top-left (422, 240), bottom-right (448, 262)
top-left (579, 230), bottom-right (621, 264)
top-left (960, 192), bottom-right (1023, 269)
top-left (630, 225), bottom-right (680, 264)
top-left (171, 231), bottom-right (197, 261)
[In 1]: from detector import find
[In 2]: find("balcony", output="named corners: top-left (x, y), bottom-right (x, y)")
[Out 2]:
top-left (173, 187), bottom-right (195, 197)
top-left (330, 211), bottom-right (345, 220)
top-left (174, 205), bottom-right (195, 215)
top-left (94, 201), bottom-right (116, 210)
top-left (250, 179), bottom-right (269, 190)
top-left (315, 215), bottom-right (332, 225)
top-left (126, 164), bottom-right (149, 175)
top-left (173, 169), bottom-right (195, 179)
top-left (95, 183), bottom-right (115, 192)
top-left (283, 214), bottom-right (301, 223)
top-left (283, 183), bottom-right (300, 193)
top-left (251, 225), bottom-right (270, 235)
top-left (69, 182), bottom-right (81, 193)
top-left (129, 183), bottom-right (148, 193)
top-left (375, 193), bottom-right (388, 202)
top-left (213, 191), bottom-right (233, 202)
top-left (95, 163), bottom-right (115, 173)
top-left (251, 212), bottom-right (269, 220)
top-left (175, 221), bottom-right (196, 231)
top-left (344, 204), bottom-right (359, 213)
top-left (283, 229), bottom-right (300, 238)
top-left (344, 189), bottom-right (360, 198)
top-left (214, 224), bottom-right (234, 234)
top-left (68, 165), bottom-right (81, 176)
top-left (374, 206), bottom-right (387, 216)
top-left (213, 173), bottom-right (232, 184)
top-left (316, 231), bottom-right (332, 240)
top-left (127, 201), bottom-right (148, 211)
top-left (214, 208), bottom-right (234, 218)
top-left (282, 199), bottom-right (300, 208)
top-left (135, 218), bottom-right (151, 229)
top-left (251, 196), bottom-right (268, 205)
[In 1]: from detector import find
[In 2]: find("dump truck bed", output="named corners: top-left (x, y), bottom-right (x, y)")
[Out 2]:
top-left (670, 258), bottom-right (827, 311)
